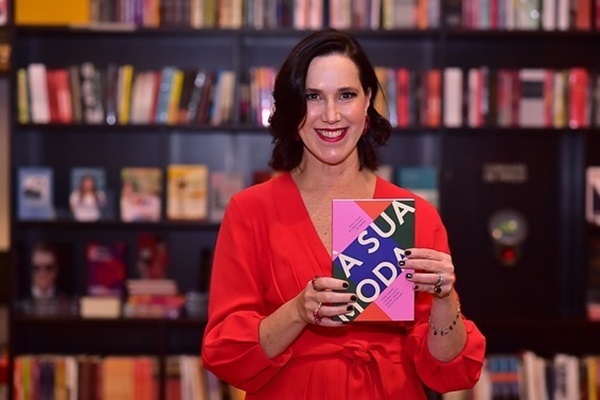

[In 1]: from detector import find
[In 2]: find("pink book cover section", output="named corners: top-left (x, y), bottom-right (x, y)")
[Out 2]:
top-left (332, 199), bottom-right (415, 322)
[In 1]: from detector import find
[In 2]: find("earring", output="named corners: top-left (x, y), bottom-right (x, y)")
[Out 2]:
top-left (362, 115), bottom-right (370, 136)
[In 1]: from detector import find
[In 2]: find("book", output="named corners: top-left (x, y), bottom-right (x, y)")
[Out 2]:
top-left (331, 198), bottom-right (415, 322)
top-left (85, 241), bottom-right (127, 296)
top-left (208, 171), bottom-right (244, 223)
top-left (15, 0), bottom-right (90, 25)
top-left (396, 166), bottom-right (439, 209)
top-left (17, 167), bottom-right (54, 220)
top-left (120, 167), bottom-right (162, 222)
top-left (166, 164), bottom-right (209, 221)
top-left (69, 167), bottom-right (107, 222)
top-left (135, 233), bottom-right (169, 279)
top-left (586, 166), bottom-right (600, 225)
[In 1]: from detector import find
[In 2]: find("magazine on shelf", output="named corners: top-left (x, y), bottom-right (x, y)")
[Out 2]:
top-left (332, 198), bottom-right (415, 322)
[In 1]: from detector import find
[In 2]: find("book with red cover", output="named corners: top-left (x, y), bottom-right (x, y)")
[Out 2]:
top-left (332, 199), bottom-right (415, 322)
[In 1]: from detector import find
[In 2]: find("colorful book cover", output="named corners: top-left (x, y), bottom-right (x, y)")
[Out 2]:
top-left (120, 167), bottom-right (162, 222)
top-left (208, 171), bottom-right (245, 223)
top-left (17, 167), bottom-right (54, 220)
top-left (69, 167), bottom-right (107, 222)
top-left (332, 198), bottom-right (415, 323)
top-left (85, 241), bottom-right (127, 296)
top-left (166, 164), bottom-right (209, 221)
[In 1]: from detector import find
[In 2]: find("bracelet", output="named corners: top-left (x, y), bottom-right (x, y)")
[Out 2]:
top-left (428, 302), bottom-right (461, 336)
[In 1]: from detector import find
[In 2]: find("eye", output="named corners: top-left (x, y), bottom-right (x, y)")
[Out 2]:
top-left (340, 91), bottom-right (358, 100)
top-left (305, 92), bottom-right (320, 101)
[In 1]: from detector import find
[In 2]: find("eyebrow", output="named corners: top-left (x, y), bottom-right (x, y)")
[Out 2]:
top-left (305, 86), bottom-right (360, 93)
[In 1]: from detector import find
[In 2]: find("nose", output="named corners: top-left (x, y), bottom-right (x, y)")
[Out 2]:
top-left (322, 100), bottom-right (341, 124)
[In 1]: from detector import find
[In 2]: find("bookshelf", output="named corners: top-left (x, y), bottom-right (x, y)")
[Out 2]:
top-left (7, 0), bottom-right (600, 398)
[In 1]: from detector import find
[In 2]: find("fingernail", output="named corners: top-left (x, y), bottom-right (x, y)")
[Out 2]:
top-left (398, 260), bottom-right (405, 267)
top-left (350, 295), bottom-right (357, 301)
top-left (346, 305), bottom-right (354, 311)
top-left (406, 273), bottom-right (413, 279)
top-left (405, 250), bottom-right (412, 256)
top-left (342, 282), bottom-right (349, 289)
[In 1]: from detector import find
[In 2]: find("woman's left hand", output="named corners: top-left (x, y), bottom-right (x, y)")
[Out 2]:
top-left (401, 248), bottom-right (455, 298)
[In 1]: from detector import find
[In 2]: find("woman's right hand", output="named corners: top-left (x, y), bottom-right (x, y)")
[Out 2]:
top-left (296, 276), bottom-right (358, 327)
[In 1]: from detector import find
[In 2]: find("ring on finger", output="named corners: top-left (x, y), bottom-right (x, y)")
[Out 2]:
top-left (435, 272), bottom-right (445, 287)
top-left (434, 286), bottom-right (443, 294)
top-left (313, 302), bottom-right (323, 325)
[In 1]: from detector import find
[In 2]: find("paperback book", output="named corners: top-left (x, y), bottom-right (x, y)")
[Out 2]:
top-left (17, 167), bottom-right (54, 220)
top-left (332, 198), bottom-right (415, 322)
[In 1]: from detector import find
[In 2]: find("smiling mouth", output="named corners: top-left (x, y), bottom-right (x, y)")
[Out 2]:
top-left (315, 128), bottom-right (347, 140)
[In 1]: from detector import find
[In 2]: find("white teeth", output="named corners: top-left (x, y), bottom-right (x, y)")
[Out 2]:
top-left (317, 129), bottom-right (344, 138)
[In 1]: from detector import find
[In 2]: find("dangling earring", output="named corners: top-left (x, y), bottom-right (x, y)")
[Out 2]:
top-left (362, 115), bottom-right (370, 136)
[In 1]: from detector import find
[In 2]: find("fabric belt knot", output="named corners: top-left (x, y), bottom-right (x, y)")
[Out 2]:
top-left (341, 341), bottom-right (375, 363)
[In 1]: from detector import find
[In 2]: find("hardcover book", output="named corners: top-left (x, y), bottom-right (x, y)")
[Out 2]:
top-left (332, 198), bottom-right (415, 322)
top-left (85, 241), bottom-right (127, 296)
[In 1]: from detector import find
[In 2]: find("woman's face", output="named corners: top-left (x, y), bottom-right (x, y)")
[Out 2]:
top-left (298, 53), bottom-right (371, 169)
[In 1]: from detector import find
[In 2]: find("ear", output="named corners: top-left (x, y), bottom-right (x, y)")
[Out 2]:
top-left (364, 88), bottom-right (372, 113)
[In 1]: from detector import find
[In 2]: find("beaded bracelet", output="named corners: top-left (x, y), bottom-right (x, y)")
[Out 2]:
top-left (428, 302), bottom-right (461, 336)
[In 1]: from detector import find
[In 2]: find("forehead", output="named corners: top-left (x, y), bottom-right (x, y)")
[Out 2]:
top-left (32, 251), bottom-right (56, 264)
top-left (305, 54), bottom-right (361, 88)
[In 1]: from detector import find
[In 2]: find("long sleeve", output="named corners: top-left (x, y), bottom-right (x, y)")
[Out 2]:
top-left (201, 195), bottom-right (293, 393)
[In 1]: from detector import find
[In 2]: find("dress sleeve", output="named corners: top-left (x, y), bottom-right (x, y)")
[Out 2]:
top-left (201, 196), bottom-right (293, 393)
top-left (404, 203), bottom-right (487, 393)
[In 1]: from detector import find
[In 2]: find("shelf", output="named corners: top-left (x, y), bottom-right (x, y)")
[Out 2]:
top-left (11, 315), bottom-right (206, 355)
top-left (15, 220), bottom-right (221, 232)
top-left (445, 29), bottom-right (600, 39)
top-left (15, 123), bottom-right (271, 134)
top-left (477, 318), bottom-right (600, 356)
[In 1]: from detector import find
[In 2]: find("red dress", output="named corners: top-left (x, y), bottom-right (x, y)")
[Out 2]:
top-left (202, 173), bottom-right (486, 399)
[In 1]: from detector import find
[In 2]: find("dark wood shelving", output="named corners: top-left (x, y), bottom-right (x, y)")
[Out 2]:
top-left (15, 220), bottom-right (221, 232)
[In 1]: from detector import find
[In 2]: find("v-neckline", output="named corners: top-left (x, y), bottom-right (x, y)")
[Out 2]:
top-left (282, 172), bottom-right (382, 275)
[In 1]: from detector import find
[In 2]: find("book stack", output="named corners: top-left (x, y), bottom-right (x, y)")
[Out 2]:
top-left (124, 279), bottom-right (184, 318)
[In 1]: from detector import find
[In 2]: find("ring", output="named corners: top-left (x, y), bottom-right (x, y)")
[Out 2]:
top-left (435, 273), bottom-right (445, 287)
top-left (312, 276), bottom-right (321, 291)
top-left (434, 286), bottom-right (442, 294)
top-left (313, 302), bottom-right (323, 325)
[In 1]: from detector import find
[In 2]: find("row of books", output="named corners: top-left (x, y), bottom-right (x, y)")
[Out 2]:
top-left (19, 62), bottom-right (600, 129)
top-left (17, 165), bottom-right (245, 223)
top-left (15, 0), bottom-right (442, 30)
top-left (0, 0), bottom-right (6, 26)
top-left (441, 67), bottom-right (600, 129)
top-left (444, 352), bottom-right (600, 400)
top-left (454, 0), bottom-right (600, 31)
top-left (18, 64), bottom-right (236, 127)
top-left (12, 354), bottom-right (244, 400)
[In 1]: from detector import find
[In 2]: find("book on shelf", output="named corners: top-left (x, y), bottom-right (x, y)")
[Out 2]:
top-left (586, 166), bottom-right (600, 226)
top-left (208, 171), bottom-right (245, 223)
top-left (396, 166), bottom-right (439, 209)
top-left (135, 233), bottom-right (170, 280)
top-left (120, 167), bottom-right (162, 222)
top-left (16, 0), bottom-right (90, 25)
top-left (79, 295), bottom-right (121, 319)
top-left (587, 237), bottom-right (600, 321)
top-left (331, 199), bottom-right (415, 323)
top-left (17, 167), bottom-right (54, 220)
top-left (69, 167), bottom-right (107, 222)
top-left (0, 0), bottom-right (7, 26)
top-left (167, 164), bottom-right (209, 221)
top-left (85, 241), bottom-right (127, 297)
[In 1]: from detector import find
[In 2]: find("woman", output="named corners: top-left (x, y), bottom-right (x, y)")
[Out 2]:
top-left (202, 29), bottom-right (486, 399)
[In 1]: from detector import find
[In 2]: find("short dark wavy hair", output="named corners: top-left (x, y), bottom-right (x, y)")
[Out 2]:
top-left (268, 29), bottom-right (392, 172)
